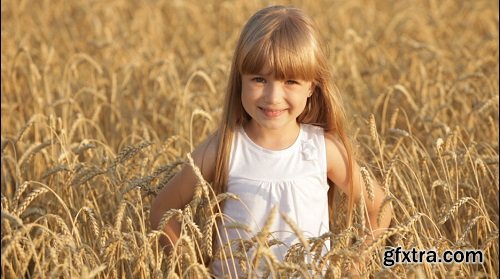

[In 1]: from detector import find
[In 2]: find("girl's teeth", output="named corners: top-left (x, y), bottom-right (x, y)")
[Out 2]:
top-left (263, 109), bottom-right (283, 117)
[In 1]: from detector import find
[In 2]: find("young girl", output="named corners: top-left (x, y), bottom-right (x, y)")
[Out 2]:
top-left (150, 5), bottom-right (392, 277)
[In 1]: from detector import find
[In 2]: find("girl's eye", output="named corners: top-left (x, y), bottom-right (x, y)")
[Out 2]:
top-left (253, 77), bottom-right (266, 83)
top-left (285, 80), bottom-right (300, 85)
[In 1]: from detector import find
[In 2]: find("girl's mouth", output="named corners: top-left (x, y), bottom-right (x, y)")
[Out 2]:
top-left (259, 107), bottom-right (286, 118)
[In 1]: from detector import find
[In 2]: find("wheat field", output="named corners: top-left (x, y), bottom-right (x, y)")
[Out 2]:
top-left (1, 0), bottom-right (498, 278)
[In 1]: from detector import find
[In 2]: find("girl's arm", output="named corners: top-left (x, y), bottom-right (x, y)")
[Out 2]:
top-left (149, 134), bottom-right (217, 252)
top-left (325, 134), bottom-right (393, 242)
top-left (325, 134), bottom-right (392, 276)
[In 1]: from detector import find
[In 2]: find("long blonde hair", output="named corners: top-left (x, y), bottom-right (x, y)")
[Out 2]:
top-left (213, 5), bottom-right (355, 229)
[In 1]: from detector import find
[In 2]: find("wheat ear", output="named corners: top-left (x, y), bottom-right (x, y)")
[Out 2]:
top-left (438, 197), bottom-right (473, 225)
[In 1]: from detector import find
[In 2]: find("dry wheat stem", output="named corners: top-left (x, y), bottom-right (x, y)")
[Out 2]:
top-left (438, 197), bottom-right (473, 225)
top-left (1, 1), bottom-right (498, 277)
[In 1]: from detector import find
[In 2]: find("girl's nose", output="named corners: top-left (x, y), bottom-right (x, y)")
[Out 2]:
top-left (264, 82), bottom-right (284, 104)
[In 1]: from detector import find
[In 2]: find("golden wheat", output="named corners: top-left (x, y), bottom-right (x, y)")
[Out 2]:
top-left (1, 0), bottom-right (498, 278)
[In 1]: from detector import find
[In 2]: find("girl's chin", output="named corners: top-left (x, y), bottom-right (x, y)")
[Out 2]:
top-left (247, 118), bottom-right (298, 131)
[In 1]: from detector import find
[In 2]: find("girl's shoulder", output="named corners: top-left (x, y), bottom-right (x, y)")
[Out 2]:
top-left (324, 132), bottom-right (349, 163)
top-left (302, 123), bottom-right (324, 132)
top-left (300, 123), bottom-right (325, 141)
top-left (191, 132), bottom-right (218, 182)
top-left (324, 132), bottom-right (350, 189)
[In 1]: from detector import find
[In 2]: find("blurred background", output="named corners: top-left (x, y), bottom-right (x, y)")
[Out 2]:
top-left (1, 0), bottom-right (498, 278)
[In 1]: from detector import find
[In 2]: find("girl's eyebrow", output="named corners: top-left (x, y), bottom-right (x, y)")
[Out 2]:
top-left (248, 72), bottom-right (268, 77)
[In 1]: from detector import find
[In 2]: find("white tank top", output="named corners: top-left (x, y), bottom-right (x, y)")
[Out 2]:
top-left (211, 123), bottom-right (330, 278)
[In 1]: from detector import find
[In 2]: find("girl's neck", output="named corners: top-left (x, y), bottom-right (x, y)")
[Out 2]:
top-left (243, 121), bottom-right (301, 151)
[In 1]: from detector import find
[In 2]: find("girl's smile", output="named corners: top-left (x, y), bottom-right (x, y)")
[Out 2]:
top-left (259, 107), bottom-right (287, 118)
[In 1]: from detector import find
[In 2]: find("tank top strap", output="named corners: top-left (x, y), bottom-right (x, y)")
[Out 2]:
top-left (298, 124), bottom-right (328, 180)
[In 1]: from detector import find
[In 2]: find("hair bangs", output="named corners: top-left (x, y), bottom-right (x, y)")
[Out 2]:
top-left (239, 18), bottom-right (318, 81)
top-left (239, 39), bottom-right (274, 76)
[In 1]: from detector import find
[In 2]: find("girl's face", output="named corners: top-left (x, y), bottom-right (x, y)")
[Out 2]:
top-left (241, 70), bottom-right (313, 133)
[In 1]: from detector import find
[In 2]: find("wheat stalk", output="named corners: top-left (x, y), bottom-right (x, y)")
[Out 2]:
top-left (280, 212), bottom-right (309, 251)
top-left (389, 108), bottom-right (400, 129)
top-left (363, 213), bottom-right (422, 256)
top-left (438, 197), bottom-right (473, 225)
top-left (107, 141), bottom-right (152, 171)
top-left (185, 153), bottom-right (211, 198)
top-left (377, 195), bottom-right (393, 227)
top-left (14, 188), bottom-right (49, 216)
top-left (18, 140), bottom-right (52, 168)
top-left (1, 194), bottom-right (10, 212)
top-left (81, 206), bottom-right (100, 238)
top-left (201, 213), bottom-right (220, 257)
top-left (369, 114), bottom-right (379, 145)
top-left (12, 181), bottom-right (30, 209)
top-left (250, 207), bottom-right (277, 269)
top-left (0, 1), bottom-right (498, 278)
top-left (157, 209), bottom-right (183, 232)
top-left (481, 230), bottom-right (499, 251)
top-left (114, 201), bottom-right (127, 232)
top-left (356, 193), bottom-right (367, 237)
top-left (41, 164), bottom-right (70, 179)
top-left (388, 128), bottom-right (410, 137)
top-left (360, 167), bottom-right (374, 201)
top-left (1, 210), bottom-right (24, 227)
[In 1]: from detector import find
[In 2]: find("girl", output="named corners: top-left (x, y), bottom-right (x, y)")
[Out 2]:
top-left (150, 5), bottom-right (392, 278)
